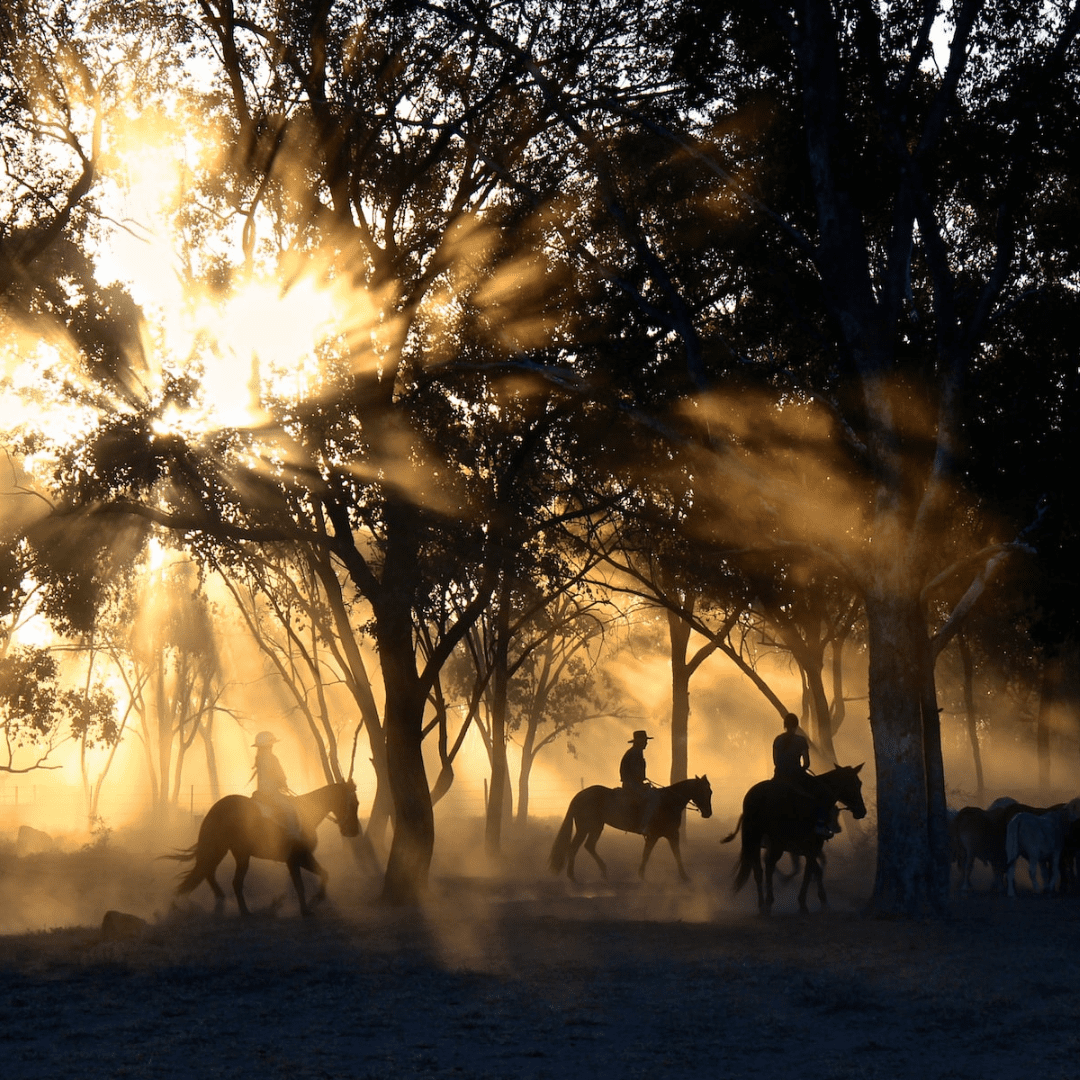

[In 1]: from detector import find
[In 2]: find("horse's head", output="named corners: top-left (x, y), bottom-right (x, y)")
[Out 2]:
top-left (691, 775), bottom-right (713, 819)
top-left (331, 780), bottom-right (361, 837)
top-left (830, 763), bottom-right (867, 819)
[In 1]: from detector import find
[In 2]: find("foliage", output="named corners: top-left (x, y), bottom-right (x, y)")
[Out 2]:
top-left (1, 0), bottom-right (1078, 910)
top-left (0, 644), bottom-right (121, 771)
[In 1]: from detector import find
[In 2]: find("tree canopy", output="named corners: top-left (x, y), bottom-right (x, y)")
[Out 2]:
top-left (2, 0), bottom-right (1077, 911)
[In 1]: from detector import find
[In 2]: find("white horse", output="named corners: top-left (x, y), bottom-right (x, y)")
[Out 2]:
top-left (1006, 809), bottom-right (1071, 896)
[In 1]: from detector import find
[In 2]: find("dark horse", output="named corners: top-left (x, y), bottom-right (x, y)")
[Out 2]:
top-left (548, 775), bottom-right (713, 882)
top-left (723, 765), bottom-right (866, 914)
top-left (167, 781), bottom-right (361, 916)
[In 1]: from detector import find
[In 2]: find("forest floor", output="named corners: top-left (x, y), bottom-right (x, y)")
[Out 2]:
top-left (1, 818), bottom-right (1079, 1079)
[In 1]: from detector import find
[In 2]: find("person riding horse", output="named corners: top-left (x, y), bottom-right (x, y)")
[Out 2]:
top-left (620, 729), bottom-right (660, 834)
top-left (772, 713), bottom-right (834, 837)
top-left (251, 731), bottom-right (302, 842)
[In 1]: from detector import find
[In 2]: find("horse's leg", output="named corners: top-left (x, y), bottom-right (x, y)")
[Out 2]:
top-left (639, 835), bottom-right (660, 880)
top-left (287, 853), bottom-right (311, 916)
top-left (801, 854), bottom-right (827, 911)
top-left (750, 844), bottom-right (766, 913)
top-left (232, 851), bottom-right (252, 916)
top-left (566, 823), bottom-right (586, 882)
top-left (297, 850), bottom-right (328, 904)
top-left (762, 847), bottom-right (779, 915)
top-left (664, 834), bottom-right (690, 883)
top-left (204, 860), bottom-right (227, 912)
top-left (582, 828), bottom-right (608, 880)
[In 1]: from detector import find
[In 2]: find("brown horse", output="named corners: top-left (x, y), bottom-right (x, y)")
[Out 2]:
top-left (548, 775), bottom-right (713, 882)
top-left (723, 765), bottom-right (866, 914)
top-left (168, 781), bottom-right (360, 916)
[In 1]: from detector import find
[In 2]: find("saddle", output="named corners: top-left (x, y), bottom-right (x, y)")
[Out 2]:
top-left (615, 784), bottom-right (656, 834)
top-left (770, 776), bottom-right (838, 836)
top-left (251, 791), bottom-right (299, 834)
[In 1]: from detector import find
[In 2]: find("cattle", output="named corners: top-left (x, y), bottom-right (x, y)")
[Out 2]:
top-left (1006, 807), bottom-right (1076, 896)
top-left (952, 805), bottom-right (1012, 892)
top-left (951, 799), bottom-right (1047, 892)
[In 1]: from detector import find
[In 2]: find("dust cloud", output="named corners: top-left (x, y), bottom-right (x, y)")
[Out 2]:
top-left (3, 630), bottom-right (1077, 941)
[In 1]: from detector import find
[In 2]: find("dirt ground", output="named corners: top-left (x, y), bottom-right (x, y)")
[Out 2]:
top-left (2, 820), bottom-right (1079, 1080)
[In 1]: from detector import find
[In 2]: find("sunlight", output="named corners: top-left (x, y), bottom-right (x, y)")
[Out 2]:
top-left (91, 100), bottom-right (380, 431)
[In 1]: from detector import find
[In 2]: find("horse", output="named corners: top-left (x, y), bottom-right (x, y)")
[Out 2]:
top-left (548, 775), bottom-right (713, 883)
top-left (952, 799), bottom-right (1065, 893)
top-left (722, 764), bottom-right (866, 914)
top-left (1006, 807), bottom-right (1075, 896)
top-left (166, 780), bottom-right (361, 916)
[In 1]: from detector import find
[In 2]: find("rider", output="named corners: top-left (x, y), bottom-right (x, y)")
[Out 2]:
top-left (772, 713), bottom-right (834, 836)
top-left (251, 731), bottom-right (302, 842)
top-left (620, 729), bottom-right (661, 834)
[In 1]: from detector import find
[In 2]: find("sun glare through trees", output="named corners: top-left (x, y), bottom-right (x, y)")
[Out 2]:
top-left (1, 0), bottom-right (1078, 916)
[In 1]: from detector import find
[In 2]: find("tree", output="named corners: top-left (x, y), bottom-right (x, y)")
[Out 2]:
top-left (506, 596), bottom-right (623, 825)
top-left (120, 552), bottom-right (224, 815)
top-left (209, 543), bottom-right (385, 816)
top-left (5, 0), bottom-right (1076, 915)
top-left (586, 0), bottom-right (1080, 913)
top-left (6, 0), bottom-right (652, 903)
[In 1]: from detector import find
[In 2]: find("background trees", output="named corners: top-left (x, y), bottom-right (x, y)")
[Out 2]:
top-left (0, 0), bottom-right (1076, 914)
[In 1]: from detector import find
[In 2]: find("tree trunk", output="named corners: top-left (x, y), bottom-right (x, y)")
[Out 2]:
top-left (802, 654), bottom-right (836, 763)
top-left (377, 600), bottom-right (433, 905)
top-left (864, 587), bottom-right (949, 915)
top-left (485, 581), bottom-right (511, 858)
top-left (957, 633), bottom-right (984, 799)
top-left (668, 609), bottom-right (691, 785)
top-left (200, 721), bottom-right (221, 804)
top-left (309, 549), bottom-right (393, 842)
top-left (517, 740), bottom-right (535, 826)
top-left (1036, 659), bottom-right (1055, 798)
top-left (829, 630), bottom-right (848, 735)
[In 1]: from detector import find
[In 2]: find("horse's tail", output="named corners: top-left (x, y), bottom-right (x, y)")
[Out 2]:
top-left (548, 801), bottom-right (577, 875)
top-left (732, 842), bottom-right (756, 895)
top-left (730, 815), bottom-right (761, 896)
top-left (161, 844), bottom-right (204, 895)
top-left (721, 814), bottom-right (743, 845)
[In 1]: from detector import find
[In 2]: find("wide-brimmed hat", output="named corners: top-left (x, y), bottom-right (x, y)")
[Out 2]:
top-left (253, 731), bottom-right (278, 748)
top-left (628, 730), bottom-right (652, 743)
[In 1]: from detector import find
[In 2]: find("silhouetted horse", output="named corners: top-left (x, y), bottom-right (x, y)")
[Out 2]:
top-left (548, 775), bottom-right (712, 882)
top-left (168, 781), bottom-right (360, 916)
top-left (723, 765), bottom-right (866, 914)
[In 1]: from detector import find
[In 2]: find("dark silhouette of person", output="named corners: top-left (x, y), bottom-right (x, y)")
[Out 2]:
top-left (772, 713), bottom-right (833, 836)
top-left (251, 731), bottom-right (302, 841)
top-left (772, 712), bottom-right (811, 781)
top-left (620, 729), bottom-right (660, 833)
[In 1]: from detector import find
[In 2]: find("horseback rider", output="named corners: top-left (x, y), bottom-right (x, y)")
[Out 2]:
top-left (251, 731), bottom-right (302, 842)
top-left (772, 713), bottom-right (834, 836)
top-left (620, 729), bottom-right (661, 834)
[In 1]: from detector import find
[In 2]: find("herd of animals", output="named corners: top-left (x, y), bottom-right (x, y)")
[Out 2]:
top-left (158, 769), bottom-right (1080, 918)
top-left (950, 796), bottom-right (1080, 897)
